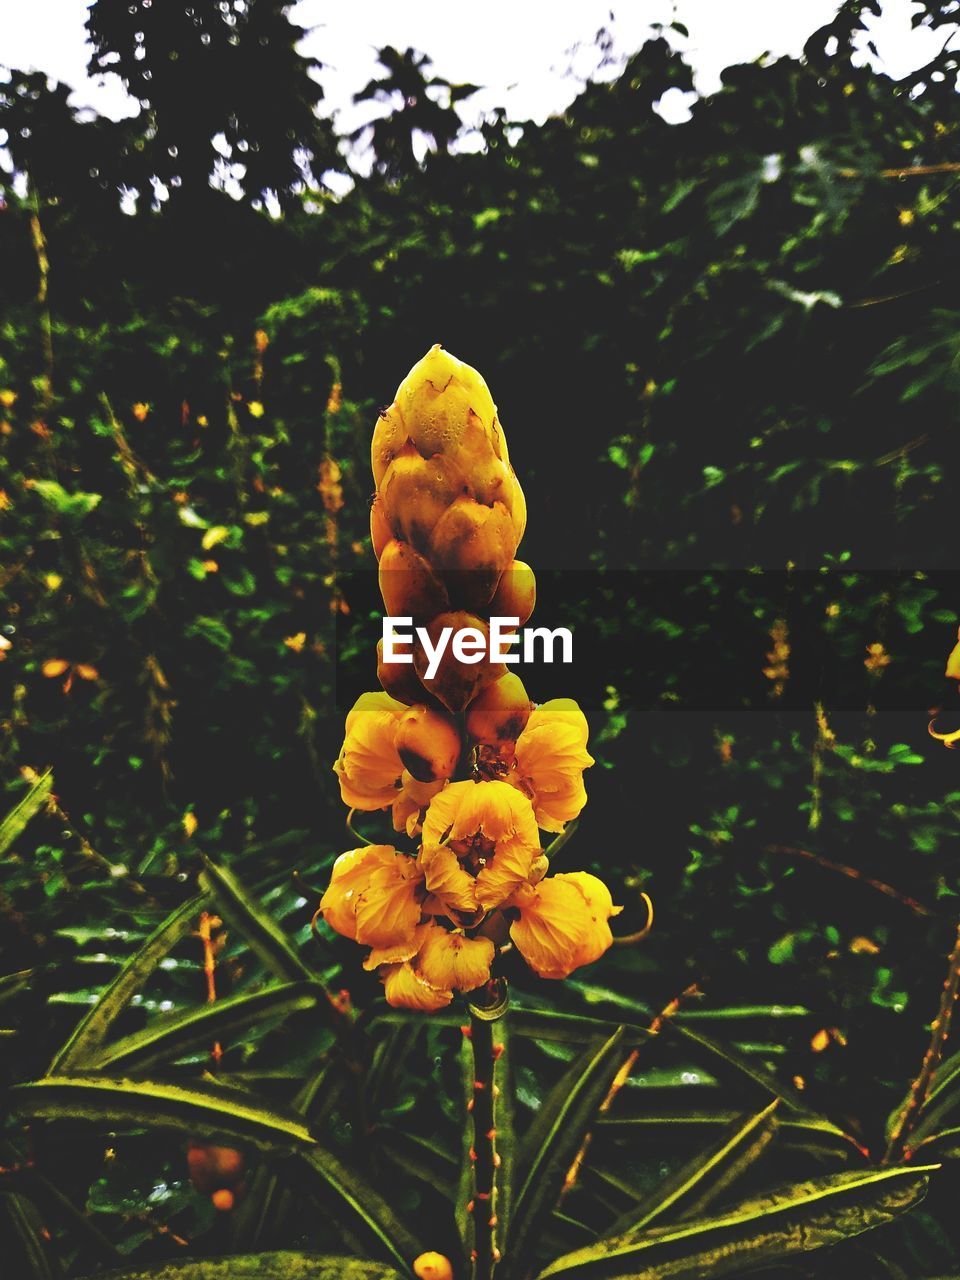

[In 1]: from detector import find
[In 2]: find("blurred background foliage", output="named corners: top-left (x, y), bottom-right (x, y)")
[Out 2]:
top-left (4, 0), bottom-right (960, 1273)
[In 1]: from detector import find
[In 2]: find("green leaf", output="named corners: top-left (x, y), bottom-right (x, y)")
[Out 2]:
top-left (198, 854), bottom-right (315, 984)
top-left (0, 769), bottom-right (53, 858)
top-left (0, 1192), bottom-right (58, 1279)
top-left (536, 1165), bottom-right (937, 1280)
top-left (28, 479), bottom-right (101, 520)
top-left (11, 1076), bottom-right (314, 1152)
top-left (89, 981), bottom-right (330, 1074)
top-left (595, 1110), bottom-right (864, 1159)
top-left (505, 1027), bottom-right (625, 1278)
top-left (607, 1100), bottom-right (780, 1236)
top-left (662, 1021), bottom-right (810, 1114)
top-left (508, 1007), bottom-right (651, 1048)
top-left (75, 1255), bottom-right (401, 1280)
top-left (295, 1146), bottom-right (422, 1272)
top-left (49, 894), bottom-right (206, 1074)
top-left (0, 969), bottom-right (33, 1005)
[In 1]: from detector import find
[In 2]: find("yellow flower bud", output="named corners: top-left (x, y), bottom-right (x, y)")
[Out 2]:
top-left (395, 703), bottom-right (461, 784)
top-left (413, 1252), bottom-right (454, 1280)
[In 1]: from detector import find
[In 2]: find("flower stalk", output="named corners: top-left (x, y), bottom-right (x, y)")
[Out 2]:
top-left (465, 1001), bottom-right (505, 1280)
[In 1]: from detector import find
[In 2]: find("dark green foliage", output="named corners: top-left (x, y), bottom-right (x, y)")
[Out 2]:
top-left (5, 1), bottom-right (960, 1275)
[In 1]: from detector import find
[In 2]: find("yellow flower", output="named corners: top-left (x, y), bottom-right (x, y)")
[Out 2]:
top-left (419, 844), bottom-right (479, 915)
top-left (416, 921), bottom-right (494, 994)
top-left (332, 692), bottom-right (406, 810)
top-left (422, 778), bottom-right (540, 909)
top-left (248, 400), bottom-right (265, 418)
top-left (319, 844), bottom-right (423, 949)
top-left (131, 401), bottom-right (149, 421)
top-left (864, 642), bottom-right (891, 674)
top-left (509, 872), bottom-right (621, 980)
top-left (513, 699), bottom-right (594, 833)
top-left (380, 960), bottom-right (452, 1011)
top-left (392, 771), bottom-right (444, 838)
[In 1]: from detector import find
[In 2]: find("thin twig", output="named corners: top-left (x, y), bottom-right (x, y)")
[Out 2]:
top-left (561, 982), bottom-right (701, 1197)
top-left (886, 923), bottom-right (960, 1162)
top-left (766, 843), bottom-right (934, 918)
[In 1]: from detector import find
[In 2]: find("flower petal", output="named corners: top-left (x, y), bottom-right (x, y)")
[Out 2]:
top-left (334, 692), bottom-right (405, 810)
top-left (355, 853), bottom-right (425, 949)
top-left (318, 845), bottom-right (397, 941)
top-left (475, 835), bottom-right (536, 910)
top-left (417, 924), bottom-right (494, 994)
top-left (509, 871), bottom-right (619, 980)
top-left (419, 845), bottom-right (479, 914)
top-left (381, 961), bottom-right (452, 1011)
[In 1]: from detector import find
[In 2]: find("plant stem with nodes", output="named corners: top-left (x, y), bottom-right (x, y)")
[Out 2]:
top-left (886, 921), bottom-right (960, 1163)
top-left (465, 990), bottom-right (506, 1280)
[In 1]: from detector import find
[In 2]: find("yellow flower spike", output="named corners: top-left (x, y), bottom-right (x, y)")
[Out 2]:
top-left (333, 692), bottom-right (406, 810)
top-left (514, 699), bottom-right (595, 833)
top-left (417, 922), bottom-right (494, 994)
top-left (509, 872), bottom-right (622, 980)
top-left (413, 1252), bottom-right (454, 1280)
top-left (380, 960), bottom-right (452, 1011)
top-left (317, 845), bottom-right (399, 941)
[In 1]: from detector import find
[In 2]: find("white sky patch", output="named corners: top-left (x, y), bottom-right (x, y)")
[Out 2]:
top-left (0, 1), bottom-right (955, 185)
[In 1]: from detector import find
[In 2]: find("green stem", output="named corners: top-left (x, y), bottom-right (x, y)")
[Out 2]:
top-left (468, 1010), bottom-right (502, 1280)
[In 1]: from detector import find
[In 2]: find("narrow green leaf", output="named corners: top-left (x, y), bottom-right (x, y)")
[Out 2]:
top-left (76, 1255), bottom-right (400, 1280)
top-left (49, 895), bottom-right (206, 1074)
top-left (663, 1020), bottom-right (811, 1113)
top-left (504, 1027), bottom-right (625, 1278)
top-left (595, 1110), bottom-right (865, 1158)
top-left (608, 1099), bottom-right (780, 1236)
top-left (536, 1165), bottom-right (937, 1280)
top-left (508, 1007), bottom-right (651, 1048)
top-left (11, 1076), bottom-right (314, 1152)
top-left (0, 1192), bottom-right (59, 1280)
top-left (199, 854), bottom-right (314, 983)
top-left (295, 1145), bottom-right (422, 1272)
top-left (0, 769), bottom-right (53, 858)
top-left (90, 981), bottom-right (329, 1073)
top-left (0, 969), bottom-right (33, 1005)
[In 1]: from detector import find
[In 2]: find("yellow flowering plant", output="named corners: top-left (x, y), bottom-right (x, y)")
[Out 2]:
top-left (320, 346), bottom-right (619, 1024)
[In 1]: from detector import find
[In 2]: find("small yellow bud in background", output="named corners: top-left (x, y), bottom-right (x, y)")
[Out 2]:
top-left (247, 400), bottom-right (265, 418)
top-left (850, 935), bottom-right (880, 955)
top-left (0, 389), bottom-right (16, 407)
top-left (413, 1252), bottom-right (454, 1280)
top-left (131, 402), bottom-right (149, 421)
top-left (182, 812), bottom-right (198, 838)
